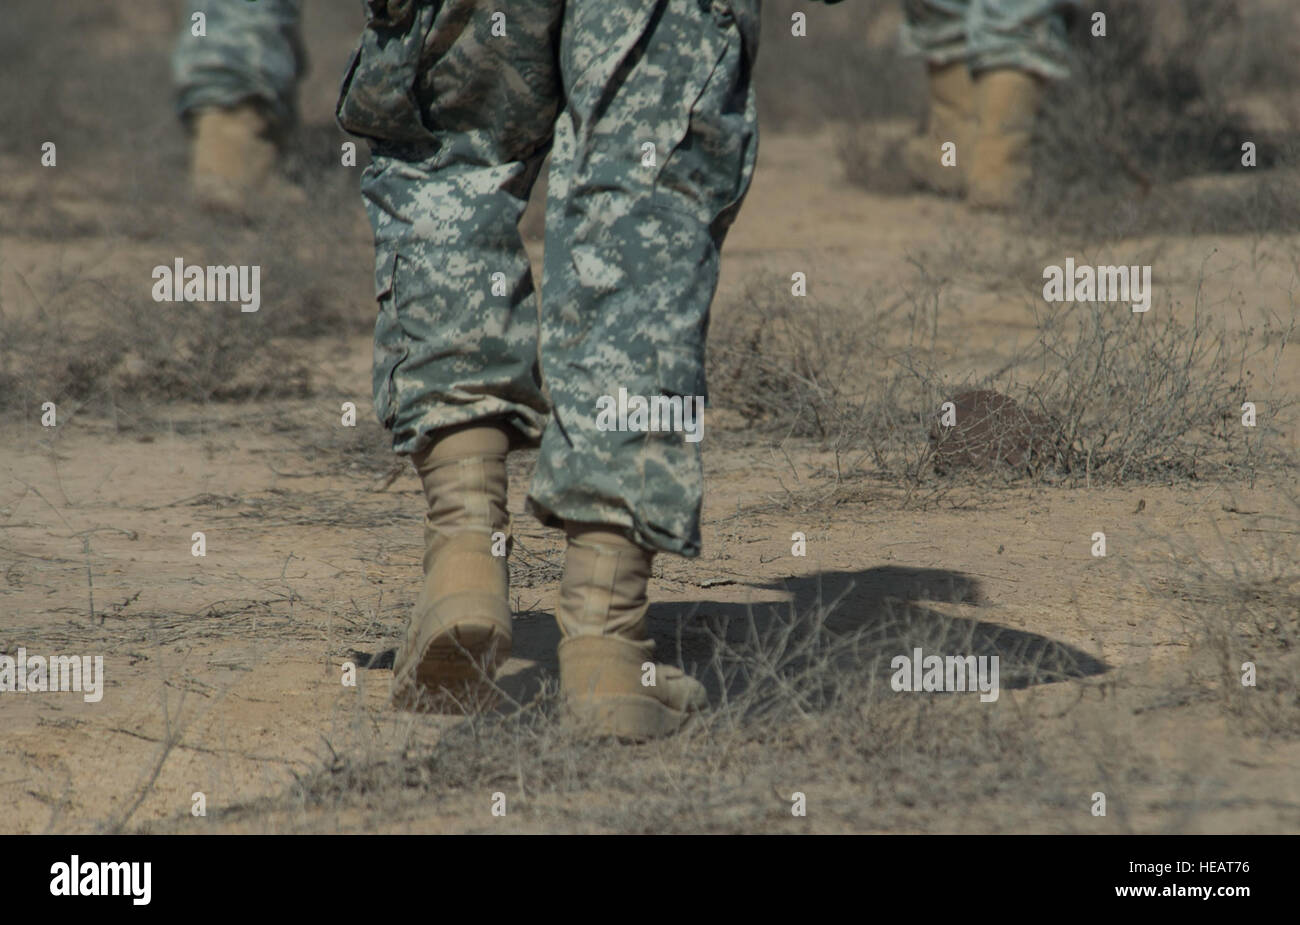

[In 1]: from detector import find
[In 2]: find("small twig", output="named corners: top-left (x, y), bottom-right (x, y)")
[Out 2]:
top-left (82, 536), bottom-right (94, 622)
top-left (105, 726), bottom-right (299, 765)
top-left (371, 463), bottom-right (405, 492)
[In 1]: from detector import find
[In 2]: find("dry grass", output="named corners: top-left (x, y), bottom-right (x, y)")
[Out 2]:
top-left (156, 573), bottom-right (1105, 833)
top-left (707, 260), bottom-right (1296, 494)
top-left (1138, 490), bottom-right (1300, 738)
top-left (755, 1), bottom-right (920, 132)
top-left (1028, 0), bottom-right (1300, 237)
top-left (137, 508), bottom-right (1300, 834)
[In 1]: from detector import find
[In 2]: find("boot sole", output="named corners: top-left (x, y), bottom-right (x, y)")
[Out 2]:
top-left (392, 620), bottom-right (511, 713)
top-left (565, 693), bottom-right (695, 741)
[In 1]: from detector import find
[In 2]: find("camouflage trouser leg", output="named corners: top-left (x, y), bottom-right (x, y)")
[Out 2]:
top-left (336, 0), bottom-right (560, 457)
top-left (335, 0), bottom-right (759, 558)
top-left (899, 0), bottom-right (1075, 80)
top-left (529, 0), bottom-right (759, 556)
top-left (173, 0), bottom-right (307, 128)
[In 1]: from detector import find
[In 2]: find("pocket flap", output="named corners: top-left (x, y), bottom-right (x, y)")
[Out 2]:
top-left (374, 247), bottom-right (397, 300)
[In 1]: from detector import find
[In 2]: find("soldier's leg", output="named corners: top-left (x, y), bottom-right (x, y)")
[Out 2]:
top-left (337, 0), bottom-right (556, 456)
top-left (900, 0), bottom-right (972, 68)
top-left (966, 0), bottom-right (1073, 80)
top-left (336, 0), bottom-right (561, 707)
top-left (531, 0), bottom-right (761, 737)
top-left (173, 0), bottom-right (306, 128)
top-left (532, 0), bottom-right (759, 558)
top-left (172, 0), bottom-right (307, 209)
top-left (896, 0), bottom-right (977, 195)
top-left (965, 0), bottom-right (1077, 208)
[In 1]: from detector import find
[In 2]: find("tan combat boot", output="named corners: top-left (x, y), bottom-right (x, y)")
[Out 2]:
top-left (391, 424), bottom-right (514, 710)
top-left (556, 525), bottom-right (707, 739)
top-left (189, 103), bottom-right (281, 213)
top-left (967, 69), bottom-right (1044, 210)
top-left (900, 62), bottom-right (975, 196)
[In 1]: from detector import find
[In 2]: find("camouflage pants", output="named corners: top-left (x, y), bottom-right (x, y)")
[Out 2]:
top-left (172, 0), bottom-right (306, 127)
top-left (336, 0), bottom-right (759, 558)
top-left (899, 0), bottom-right (1076, 80)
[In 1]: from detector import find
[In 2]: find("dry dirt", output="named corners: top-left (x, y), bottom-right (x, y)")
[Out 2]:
top-left (0, 1), bottom-right (1297, 834)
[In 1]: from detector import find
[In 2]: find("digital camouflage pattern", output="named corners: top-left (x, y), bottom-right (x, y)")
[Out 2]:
top-left (337, 0), bottom-right (763, 557)
top-left (900, 0), bottom-right (1078, 80)
top-left (172, 0), bottom-right (306, 127)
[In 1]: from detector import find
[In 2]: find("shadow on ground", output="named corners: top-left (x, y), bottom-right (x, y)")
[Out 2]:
top-left (357, 565), bottom-right (1108, 712)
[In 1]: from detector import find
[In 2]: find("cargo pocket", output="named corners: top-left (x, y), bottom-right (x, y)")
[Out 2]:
top-left (372, 248), bottom-right (408, 430)
top-left (335, 2), bottom-right (438, 147)
top-left (655, 0), bottom-right (756, 232)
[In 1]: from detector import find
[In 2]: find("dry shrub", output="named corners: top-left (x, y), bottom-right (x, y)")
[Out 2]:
top-left (1017, 285), bottom-right (1295, 483)
top-left (756, 1), bottom-right (920, 132)
top-left (1029, 0), bottom-right (1300, 235)
top-left (707, 274), bottom-right (873, 442)
top-left (1164, 492), bottom-right (1299, 737)
top-left (0, 266), bottom-right (313, 414)
top-left (708, 269), bottom-right (970, 501)
top-left (708, 264), bottom-right (1296, 488)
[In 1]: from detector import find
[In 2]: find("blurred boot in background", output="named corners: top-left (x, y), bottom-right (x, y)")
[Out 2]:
top-left (172, 0), bottom-right (307, 213)
top-left (898, 61), bottom-right (975, 196)
top-left (898, 0), bottom-right (1076, 208)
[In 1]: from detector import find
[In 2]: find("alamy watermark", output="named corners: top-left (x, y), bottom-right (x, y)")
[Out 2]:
top-left (890, 647), bottom-right (1000, 702)
top-left (594, 387), bottom-right (704, 443)
top-left (0, 648), bottom-right (104, 702)
top-left (50, 856), bottom-right (150, 905)
top-left (1042, 258), bottom-right (1152, 313)
top-left (152, 258), bottom-right (260, 312)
